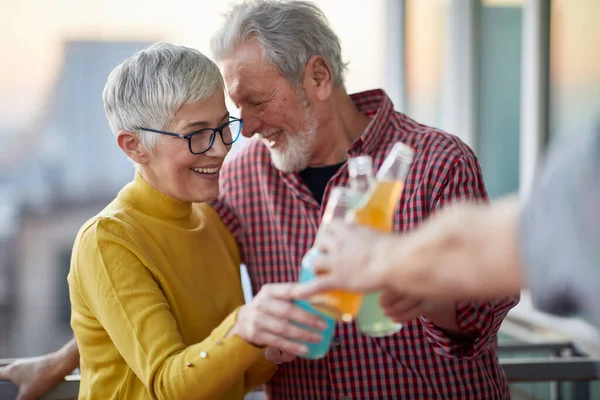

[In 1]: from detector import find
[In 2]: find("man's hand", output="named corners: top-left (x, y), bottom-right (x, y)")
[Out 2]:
top-left (0, 355), bottom-right (65, 400)
top-left (380, 291), bottom-right (461, 334)
top-left (379, 291), bottom-right (429, 323)
top-left (290, 223), bottom-right (396, 300)
top-left (0, 339), bottom-right (79, 400)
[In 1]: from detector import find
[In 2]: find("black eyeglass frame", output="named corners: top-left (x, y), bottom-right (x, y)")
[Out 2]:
top-left (138, 116), bottom-right (242, 155)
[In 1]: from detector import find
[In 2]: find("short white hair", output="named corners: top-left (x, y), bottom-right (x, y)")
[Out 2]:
top-left (103, 42), bottom-right (224, 151)
top-left (211, 0), bottom-right (347, 88)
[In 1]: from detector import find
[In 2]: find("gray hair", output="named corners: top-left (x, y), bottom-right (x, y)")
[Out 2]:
top-left (211, 0), bottom-right (347, 88)
top-left (103, 42), bottom-right (224, 151)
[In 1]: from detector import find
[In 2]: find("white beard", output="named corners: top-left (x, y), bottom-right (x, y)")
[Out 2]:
top-left (268, 97), bottom-right (318, 173)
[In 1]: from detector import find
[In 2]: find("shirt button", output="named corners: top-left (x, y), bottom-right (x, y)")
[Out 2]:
top-left (199, 351), bottom-right (208, 358)
top-left (340, 396), bottom-right (350, 400)
top-left (334, 337), bottom-right (341, 346)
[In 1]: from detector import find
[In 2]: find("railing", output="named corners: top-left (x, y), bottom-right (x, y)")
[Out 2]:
top-left (3, 307), bottom-right (599, 400)
top-left (0, 369), bottom-right (79, 400)
top-left (499, 342), bottom-right (599, 400)
top-left (3, 346), bottom-right (598, 400)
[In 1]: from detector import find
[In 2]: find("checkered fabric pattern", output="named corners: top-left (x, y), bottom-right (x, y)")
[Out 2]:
top-left (213, 89), bottom-right (518, 400)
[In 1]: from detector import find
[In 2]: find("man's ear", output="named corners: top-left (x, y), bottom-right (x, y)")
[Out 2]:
top-left (117, 130), bottom-right (150, 165)
top-left (303, 55), bottom-right (334, 102)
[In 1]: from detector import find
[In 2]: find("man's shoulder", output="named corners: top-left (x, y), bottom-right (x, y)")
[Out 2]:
top-left (391, 115), bottom-right (479, 166)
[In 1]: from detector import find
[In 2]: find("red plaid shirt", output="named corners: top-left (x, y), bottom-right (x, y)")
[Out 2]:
top-left (214, 89), bottom-right (518, 399)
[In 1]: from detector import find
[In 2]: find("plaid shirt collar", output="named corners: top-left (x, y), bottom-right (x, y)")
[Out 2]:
top-left (273, 89), bottom-right (403, 207)
top-left (347, 88), bottom-right (405, 157)
top-left (274, 88), bottom-right (403, 175)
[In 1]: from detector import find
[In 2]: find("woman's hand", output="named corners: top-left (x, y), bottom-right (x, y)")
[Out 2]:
top-left (230, 283), bottom-right (328, 356)
top-left (264, 347), bottom-right (297, 364)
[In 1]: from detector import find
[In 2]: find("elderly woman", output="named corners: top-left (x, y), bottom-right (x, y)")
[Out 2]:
top-left (67, 43), bottom-right (324, 400)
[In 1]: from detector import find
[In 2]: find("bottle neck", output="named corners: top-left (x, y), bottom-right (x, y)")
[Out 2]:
top-left (349, 174), bottom-right (373, 192)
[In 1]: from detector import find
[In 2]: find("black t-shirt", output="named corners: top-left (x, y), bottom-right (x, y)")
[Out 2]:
top-left (298, 162), bottom-right (345, 204)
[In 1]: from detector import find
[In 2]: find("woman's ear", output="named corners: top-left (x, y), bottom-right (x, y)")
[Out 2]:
top-left (117, 130), bottom-right (150, 165)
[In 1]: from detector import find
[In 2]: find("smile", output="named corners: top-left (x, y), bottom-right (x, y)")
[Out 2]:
top-left (261, 130), bottom-right (283, 148)
top-left (190, 166), bottom-right (220, 174)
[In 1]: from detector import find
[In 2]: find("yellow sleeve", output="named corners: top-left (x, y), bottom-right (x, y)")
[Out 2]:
top-left (244, 355), bottom-right (276, 393)
top-left (71, 217), bottom-right (264, 400)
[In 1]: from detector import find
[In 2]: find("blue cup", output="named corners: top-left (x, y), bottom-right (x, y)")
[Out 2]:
top-left (292, 268), bottom-right (336, 359)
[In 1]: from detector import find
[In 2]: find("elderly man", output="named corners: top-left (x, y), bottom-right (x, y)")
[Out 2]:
top-left (210, 1), bottom-right (518, 399)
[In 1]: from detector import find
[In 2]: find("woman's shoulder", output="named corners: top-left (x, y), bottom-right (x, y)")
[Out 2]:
top-left (76, 198), bottom-right (137, 244)
top-left (71, 197), bottom-right (143, 272)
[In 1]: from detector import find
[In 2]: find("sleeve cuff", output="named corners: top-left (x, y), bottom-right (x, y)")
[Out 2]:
top-left (209, 306), bottom-right (267, 356)
top-left (419, 301), bottom-right (496, 359)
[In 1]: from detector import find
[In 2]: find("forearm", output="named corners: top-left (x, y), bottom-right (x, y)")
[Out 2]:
top-left (386, 198), bottom-right (523, 300)
top-left (53, 338), bottom-right (80, 375)
top-left (42, 338), bottom-right (80, 381)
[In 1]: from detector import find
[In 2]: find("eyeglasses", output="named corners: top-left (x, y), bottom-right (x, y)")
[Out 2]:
top-left (139, 117), bottom-right (242, 155)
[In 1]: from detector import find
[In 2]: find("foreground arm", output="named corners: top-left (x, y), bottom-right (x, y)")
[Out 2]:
top-left (294, 197), bottom-right (523, 299)
top-left (0, 338), bottom-right (79, 400)
top-left (388, 197), bottom-right (523, 298)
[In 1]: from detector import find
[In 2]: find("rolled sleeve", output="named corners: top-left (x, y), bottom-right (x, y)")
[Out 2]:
top-left (420, 298), bottom-right (518, 358)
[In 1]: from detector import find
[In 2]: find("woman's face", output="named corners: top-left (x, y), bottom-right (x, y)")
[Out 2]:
top-left (139, 90), bottom-right (231, 203)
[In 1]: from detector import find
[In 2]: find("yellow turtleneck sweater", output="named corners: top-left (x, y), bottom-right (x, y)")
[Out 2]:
top-left (68, 173), bottom-right (275, 400)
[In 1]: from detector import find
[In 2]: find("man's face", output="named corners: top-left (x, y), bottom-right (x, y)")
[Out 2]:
top-left (223, 39), bottom-right (318, 172)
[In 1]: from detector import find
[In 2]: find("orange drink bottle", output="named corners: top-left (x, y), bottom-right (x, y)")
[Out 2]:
top-left (352, 142), bottom-right (414, 337)
top-left (302, 187), bottom-right (365, 322)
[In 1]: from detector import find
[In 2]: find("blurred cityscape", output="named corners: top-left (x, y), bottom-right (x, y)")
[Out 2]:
top-left (0, 0), bottom-right (598, 399)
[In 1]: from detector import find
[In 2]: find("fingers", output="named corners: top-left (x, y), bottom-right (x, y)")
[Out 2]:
top-left (311, 253), bottom-right (334, 275)
top-left (255, 313), bottom-right (322, 343)
top-left (259, 283), bottom-right (313, 301)
top-left (278, 350), bottom-right (297, 363)
top-left (289, 277), bottom-right (339, 299)
top-left (321, 221), bottom-right (346, 238)
top-left (258, 332), bottom-right (308, 356)
top-left (0, 365), bottom-right (10, 381)
top-left (380, 292), bottom-right (412, 309)
top-left (265, 347), bottom-right (297, 364)
top-left (257, 296), bottom-right (327, 330)
top-left (380, 292), bottom-right (424, 322)
top-left (315, 224), bottom-right (345, 256)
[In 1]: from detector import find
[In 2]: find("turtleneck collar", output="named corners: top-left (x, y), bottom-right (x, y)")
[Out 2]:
top-left (119, 173), bottom-right (193, 221)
